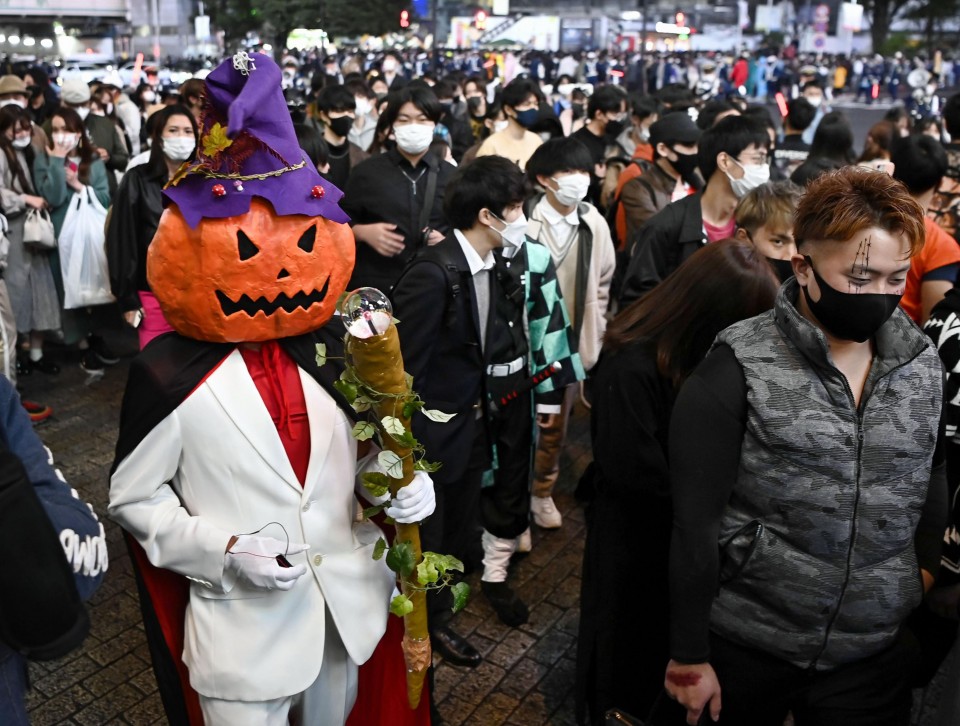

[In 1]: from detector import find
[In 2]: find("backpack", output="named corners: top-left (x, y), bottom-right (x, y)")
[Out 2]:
top-left (606, 157), bottom-right (652, 250)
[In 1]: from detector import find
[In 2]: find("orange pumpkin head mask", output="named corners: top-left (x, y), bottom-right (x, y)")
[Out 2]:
top-left (148, 199), bottom-right (355, 343)
top-left (148, 52), bottom-right (355, 343)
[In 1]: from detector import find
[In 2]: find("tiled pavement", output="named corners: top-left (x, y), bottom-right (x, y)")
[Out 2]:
top-left (18, 328), bottom-right (594, 725)
top-left (15, 327), bottom-right (957, 725)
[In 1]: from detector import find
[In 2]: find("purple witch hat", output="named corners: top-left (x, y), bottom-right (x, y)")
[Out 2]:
top-left (164, 51), bottom-right (349, 228)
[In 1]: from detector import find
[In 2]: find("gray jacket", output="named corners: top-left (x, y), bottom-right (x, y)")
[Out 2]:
top-left (711, 278), bottom-right (943, 670)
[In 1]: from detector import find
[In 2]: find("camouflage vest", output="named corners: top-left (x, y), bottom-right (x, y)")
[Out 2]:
top-left (710, 279), bottom-right (942, 670)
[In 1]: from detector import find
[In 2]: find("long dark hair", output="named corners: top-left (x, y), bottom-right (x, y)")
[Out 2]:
top-left (808, 111), bottom-right (856, 165)
top-left (0, 106), bottom-right (34, 193)
top-left (146, 104), bottom-right (198, 179)
top-left (50, 107), bottom-right (95, 184)
top-left (604, 239), bottom-right (779, 387)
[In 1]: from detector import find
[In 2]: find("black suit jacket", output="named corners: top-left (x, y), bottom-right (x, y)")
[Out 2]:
top-left (390, 234), bottom-right (493, 484)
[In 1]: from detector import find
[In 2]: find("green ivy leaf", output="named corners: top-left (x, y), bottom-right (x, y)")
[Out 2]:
top-left (451, 581), bottom-right (470, 613)
top-left (378, 450), bottom-right (405, 479)
top-left (390, 593), bottom-right (414, 617)
top-left (414, 458), bottom-right (442, 473)
top-left (360, 471), bottom-right (390, 498)
top-left (402, 399), bottom-right (424, 418)
top-left (362, 503), bottom-right (388, 519)
top-left (381, 416), bottom-right (406, 438)
top-left (372, 537), bottom-right (387, 560)
top-left (395, 430), bottom-right (419, 449)
top-left (353, 396), bottom-right (373, 413)
top-left (416, 558), bottom-right (440, 585)
top-left (351, 421), bottom-right (377, 441)
top-left (385, 540), bottom-right (416, 578)
top-left (314, 343), bottom-right (327, 368)
top-left (422, 408), bottom-right (457, 423)
top-left (333, 379), bottom-right (357, 404)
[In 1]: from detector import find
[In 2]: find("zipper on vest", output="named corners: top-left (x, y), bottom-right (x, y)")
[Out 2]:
top-left (811, 381), bottom-right (864, 669)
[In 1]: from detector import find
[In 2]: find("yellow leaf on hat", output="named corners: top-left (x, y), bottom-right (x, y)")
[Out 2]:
top-left (202, 122), bottom-right (233, 158)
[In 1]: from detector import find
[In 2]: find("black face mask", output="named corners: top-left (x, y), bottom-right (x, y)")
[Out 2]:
top-left (605, 119), bottom-right (625, 138)
top-left (467, 96), bottom-right (483, 113)
top-left (327, 115), bottom-right (354, 139)
top-left (668, 148), bottom-right (699, 182)
top-left (766, 256), bottom-right (795, 283)
top-left (800, 258), bottom-right (902, 343)
top-left (572, 104), bottom-right (586, 120)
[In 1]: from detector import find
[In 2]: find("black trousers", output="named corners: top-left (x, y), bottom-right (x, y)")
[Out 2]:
top-left (421, 422), bottom-right (488, 627)
top-left (708, 629), bottom-right (921, 726)
top-left (480, 375), bottom-right (532, 540)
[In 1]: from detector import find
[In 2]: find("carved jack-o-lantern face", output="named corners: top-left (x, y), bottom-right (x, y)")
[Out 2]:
top-left (147, 198), bottom-right (355, 343)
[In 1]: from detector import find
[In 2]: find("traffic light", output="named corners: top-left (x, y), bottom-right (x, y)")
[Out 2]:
top-left (475, 9), bottom-right (487, 29)
top-left (400, 9), bottom-right (410, 27)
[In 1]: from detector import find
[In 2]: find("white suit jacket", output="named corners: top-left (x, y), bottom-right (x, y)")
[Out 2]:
top-left (109, 350), bottom-right (394, 701)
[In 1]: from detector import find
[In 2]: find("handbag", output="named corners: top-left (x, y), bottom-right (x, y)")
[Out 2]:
top-left (58, 187), bottom-right (114, 309)
top-left (23, 207), bottom-right (56, 251)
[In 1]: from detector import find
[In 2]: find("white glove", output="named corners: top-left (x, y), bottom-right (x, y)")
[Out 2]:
top-left (385, 471), bottom-right (436, 524)
top-left (225, 534), bottom-right (309, 591)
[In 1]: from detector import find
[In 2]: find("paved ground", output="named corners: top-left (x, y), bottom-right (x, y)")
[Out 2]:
top-left (15, 325), bottom-right (957, 725)
top-left (17, 327), bottom-right (594, 725)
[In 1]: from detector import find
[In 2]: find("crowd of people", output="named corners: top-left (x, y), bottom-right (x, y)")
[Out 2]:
top-left (3, 38), bottom-right (960, 726)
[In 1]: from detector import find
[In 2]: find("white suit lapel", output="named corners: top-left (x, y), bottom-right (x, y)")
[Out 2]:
top-left (300, 367), bottom-right (339, 498)
top-left (204, 350), bottom-right (302, 494)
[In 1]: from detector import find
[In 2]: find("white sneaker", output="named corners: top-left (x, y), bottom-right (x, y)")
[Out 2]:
top-left (530, 495), bottom-right (562, 529)
top-left (516, 527), bottom-right (532, 553)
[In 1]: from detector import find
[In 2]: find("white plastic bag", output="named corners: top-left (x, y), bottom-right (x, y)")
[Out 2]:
top-left (58, 187), bottom-right (113, 309)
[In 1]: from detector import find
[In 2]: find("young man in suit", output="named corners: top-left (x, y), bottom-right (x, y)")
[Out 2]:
top-left (391, 156), bottom-right (527, 666)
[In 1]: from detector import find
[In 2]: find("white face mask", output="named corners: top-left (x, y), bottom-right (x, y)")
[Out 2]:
top-left (12, 135), bottom-right (30, 149)
top-left (393, 123), bottom-right (434, 155)
top-left (493, 119), bottom-right (509, 134)
top-left (163, 136), bottom-right (196, 161)
top-left (105, 102), bottom-right (114, 116)
top-left (355, 97), bottom-right (371, 116)
top-left (726, 158), bottom-right (770, 198)
top-left (52, 132), bottom-right (80, 150)
top-left (382, 59), bottom-right (398, 73)
top-left (142, 91), bottom-right (156, 104)
top-left (0, 99), bottom-right (25, 109)
top-left (490, 212), bottom-right (528, 257)
top-left (638, 127), bottom-right (651, 143)
top-left (805, 95), bottom-right (822, 108)
top-left (76, 106), bottom-right (90, 121)
top-left (550, 173), bottom-right (590, 206)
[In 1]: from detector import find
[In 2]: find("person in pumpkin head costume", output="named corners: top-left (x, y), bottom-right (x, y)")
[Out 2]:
top-left (108, 51), bottom-right (436, 726)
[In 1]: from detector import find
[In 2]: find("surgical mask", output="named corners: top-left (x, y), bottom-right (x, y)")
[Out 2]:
top-left (142, 90), bottom-right (156, 103)
top-left (766, 257), bottom-right (795, 283)
top-left (490, 212), bottom-right (528, 257)
top-left (638, 127), bottom-right (650, 143)
top-left (0, 99), bottom-right (24, 109)
top-left (512, 108), bottom-right (539, 129)
top-left (355, 97), bottom-right (371, 116)
top-left (668, 148), bottom-right (699, 182)
top-left (493, 120), bottom-right (509, 133)
top-left (11, 135), bottom-right (30, 149)
top-left (393, 123), bottom-right (434, 154)
top-left (550, 174), bottom-right (590, 206)
top-left (806, 95), bottom-right (822, 108)
top-left (605, 118), bottom-right (625, 138)
top-left (327, 115), bottom-right (354, 139)
top-left (163, 136), bottom-right (196, 161)
top-left (726, 158), bottom-right (770, 198)
top-left (52, 132), bottom-right (79, 149)
top-left (801, 258), bottom-right (901, 342)
top-left (104, 102), bottom-right (114, 115)
top-left (76, 106), bottom-right (90, 121)
top-left (382, 59), bottom-right (398, 73)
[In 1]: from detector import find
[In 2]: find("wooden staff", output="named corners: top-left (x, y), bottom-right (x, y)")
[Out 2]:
top-left (345, 321), bottom-right (430, 709)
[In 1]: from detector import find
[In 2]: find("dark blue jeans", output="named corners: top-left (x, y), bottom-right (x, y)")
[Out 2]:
top-left (0, 648), bottom-right (29, 725)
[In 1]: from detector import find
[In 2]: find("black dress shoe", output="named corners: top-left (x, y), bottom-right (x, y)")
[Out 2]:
top-left (15, 357), bottom-right (31, 377)
top-left (430, 625), bottom-right (482, 668)
top-left (31, 356), bottom-right (60, 375)
top-left (482, 580), bottom-right (529, 627)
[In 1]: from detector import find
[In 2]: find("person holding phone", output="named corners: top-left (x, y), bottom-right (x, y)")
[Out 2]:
top-left (33, 107), bottom-right (113, 376)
